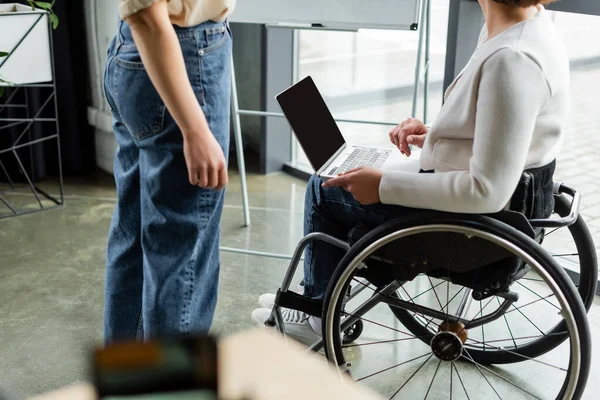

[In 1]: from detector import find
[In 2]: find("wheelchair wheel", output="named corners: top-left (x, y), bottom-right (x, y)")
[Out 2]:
top-left (390, 195), bottom-right (597, 366)
top-left (322, 214), bottom-right (591, 400)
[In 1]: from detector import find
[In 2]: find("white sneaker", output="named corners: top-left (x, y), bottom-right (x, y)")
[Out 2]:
top-left (250, 307), bottom-right (321, 347)
top-left (257, 282), bottom-right (305, 309)
top-left (258, 293), bottom-right (277, 309)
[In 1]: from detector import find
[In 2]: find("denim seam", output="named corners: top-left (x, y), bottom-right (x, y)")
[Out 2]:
top-left (321, 198), bottom-right (391, 220)
top-left (136, 312), bottom-right (143, 340)
top-left (112, 61), bottom-right (121, 115)
top-left (180, 259), bottom-right (195, 333)
top-left (200, 28), bottom-right (229, 55)
top-left (114, 57), bottom-right (147, 70)
top-left (304, 204), bottom-right (320, 296)
top-left (195, 30), bottom-right (206, 106)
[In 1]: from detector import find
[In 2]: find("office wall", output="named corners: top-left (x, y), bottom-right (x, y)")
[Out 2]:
top-left (83, 0), bottom-right (118, 173)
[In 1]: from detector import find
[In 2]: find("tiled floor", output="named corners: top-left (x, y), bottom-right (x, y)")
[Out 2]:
top-left (0, 169), bottom-right (598, 399)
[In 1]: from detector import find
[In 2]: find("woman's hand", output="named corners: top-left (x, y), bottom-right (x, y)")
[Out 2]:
top-left (389, 117), bottom-right (429, 157)
top-left (183, 131), bottom-right (228, 189)
top-left (322, 167), bottom-right (383, 205)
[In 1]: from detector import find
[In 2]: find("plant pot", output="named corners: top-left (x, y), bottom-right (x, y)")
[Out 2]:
top-left (0, 3), bottom-right (52, 85)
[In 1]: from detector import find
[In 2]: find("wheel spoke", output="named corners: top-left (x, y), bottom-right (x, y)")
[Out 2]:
top-left (388, 354), bottom-right (434, 399)
top-left (551, 252), bottom-right (579, 258)
top-left (520, 277), bottom-right (545, 282)
top-left (343, 311), bottom-right (428, 339)
top-left (356, 352), bottom-right (431, 382)
top-left (424, 360), bottom-right (442, 399)
top-left (480, 302), bottom-right (486, 351)
top-left (504, 293), bottom-right (556, 315)
top-left (498, 297), bottom-right (517, 348)
top-left (465, 331), bottom-right (566, 346)
top-left (510, 304), bottom-right (546, 336)
top-left (472, 297), bottom-right (496, 320)
top-left (463, 350), bottom-right (503, 399)
top-left (343, 336), bottom-right (421, 349)
top-left (400, 286), bottom-right (442, 330)
top-left (465, 338), bottom-right (568, 372)
top-left (450, 360), bottom-right (453, 400)
top-left (411, 281), bottom-right (446, 301)
top-left (516, 282), bottom-right (561, 311)
top-left (452, 362), bottom-right (470, 400)
top-left (427, 277), bottom-right (447, 320)
top-left (423, 287), bottom-right (466, 332)
top-left (347, 279), bottom-right (440, 331)
top-left (544, 227), bottom-right (561, 237)
top-left (462, 350), bottom-right (544, 399)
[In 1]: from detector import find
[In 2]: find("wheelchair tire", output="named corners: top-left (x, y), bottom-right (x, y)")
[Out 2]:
top-left (322, 213), bottom-right (591, 400)
top-left (390, 195), bottom-right (597, 366)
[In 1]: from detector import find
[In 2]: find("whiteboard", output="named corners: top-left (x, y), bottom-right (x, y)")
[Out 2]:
top-left (229, 0), bottom-right (422, 31)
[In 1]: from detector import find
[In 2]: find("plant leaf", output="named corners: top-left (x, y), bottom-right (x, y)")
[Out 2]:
top-left (33, 1), bottom-right (53, 10)
top-left (0, 51), bottom-right (8, 57)
top-left (49, 14), bottom-right (59, 29)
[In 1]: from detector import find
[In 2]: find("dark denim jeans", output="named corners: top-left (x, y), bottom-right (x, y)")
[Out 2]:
top-left (103, 20), bottom-right (232, 342)
top-left (302, 176), bottom-right (414, 300)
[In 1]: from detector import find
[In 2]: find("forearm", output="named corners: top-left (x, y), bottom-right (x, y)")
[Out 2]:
top-left (126, 0), bottom-right (209, 138)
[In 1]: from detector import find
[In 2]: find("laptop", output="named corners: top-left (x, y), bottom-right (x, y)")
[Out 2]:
top-left (276, 76), bottom-right (395, 179)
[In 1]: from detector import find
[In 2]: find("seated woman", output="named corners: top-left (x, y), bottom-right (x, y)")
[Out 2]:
top-left (252, 0), bottom-right (568, 345)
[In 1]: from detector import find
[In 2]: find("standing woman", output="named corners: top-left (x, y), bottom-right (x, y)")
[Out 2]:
top-left (103, 0), bottom-right (236, 342)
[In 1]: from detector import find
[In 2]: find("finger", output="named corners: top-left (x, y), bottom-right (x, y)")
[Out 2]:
top-left (342, 167), bottom-right (362, 175)
top-left (322, 175), bottom-right (351, 188)
top-left (400, 124), bottom-right (418, 156)
top-left (188, 165), bottom-right (198, 185)
top-left (389, 127), bottom-right (400, 147)
top-left (207, 165), bottom-right (219, 189)
top-left (408, 133), bottom-right (427, 148)
top-left (217, 166), bottom-right (228, 190)
top-left (197, 168), bottom-right (208, 188)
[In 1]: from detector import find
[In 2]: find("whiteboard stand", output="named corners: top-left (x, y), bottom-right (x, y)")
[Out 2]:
top-left (229, 0), bottom-right (432, 228)
top-left (230, 57), bottom-right (251, 227)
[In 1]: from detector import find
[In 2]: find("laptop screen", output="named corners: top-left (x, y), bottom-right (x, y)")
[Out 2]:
top-left (276, 76), bottom-right (346, 172)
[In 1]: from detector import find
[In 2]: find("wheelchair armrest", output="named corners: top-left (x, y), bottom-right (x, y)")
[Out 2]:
top-left (528, 183), bottom-right (581, 228)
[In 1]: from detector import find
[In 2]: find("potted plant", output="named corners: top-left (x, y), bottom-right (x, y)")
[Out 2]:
top-left (0, 1), bottom-right (59, 97)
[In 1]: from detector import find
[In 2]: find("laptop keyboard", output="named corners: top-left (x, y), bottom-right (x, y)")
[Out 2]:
top-left (327, 147), bottom-right (391, 176)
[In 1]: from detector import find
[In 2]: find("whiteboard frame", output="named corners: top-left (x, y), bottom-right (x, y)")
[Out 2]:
top-left (229, 0), bottom-right (423, 31)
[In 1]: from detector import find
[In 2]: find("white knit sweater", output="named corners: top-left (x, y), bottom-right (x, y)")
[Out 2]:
top-left (379, 7), bottom-right (570, 214)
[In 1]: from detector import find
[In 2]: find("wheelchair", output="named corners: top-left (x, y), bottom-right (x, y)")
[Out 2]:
top-left (266, 174), bottom-right (597, 400)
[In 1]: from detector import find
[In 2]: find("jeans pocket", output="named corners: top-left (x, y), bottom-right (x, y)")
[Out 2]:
top-left (202, 24), bottom-right (228, 54)
top-left (113, 56), bottom-right (166, 140)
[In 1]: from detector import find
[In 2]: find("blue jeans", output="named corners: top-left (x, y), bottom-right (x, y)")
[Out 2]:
top-left (303, 175), bottom-right (412, 300)
top-left (103, 20), bottom-right (232, 342)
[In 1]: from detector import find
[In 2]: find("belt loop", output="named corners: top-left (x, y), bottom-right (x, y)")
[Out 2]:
top-left (116, 19), bottom-right (125, 51)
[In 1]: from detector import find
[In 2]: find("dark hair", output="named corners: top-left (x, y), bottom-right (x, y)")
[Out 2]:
top-left (491, 0), bottom-right (558, 6)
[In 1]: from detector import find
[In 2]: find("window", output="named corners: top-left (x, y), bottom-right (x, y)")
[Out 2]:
top-left (290, 0), bottom-right (450, 172)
